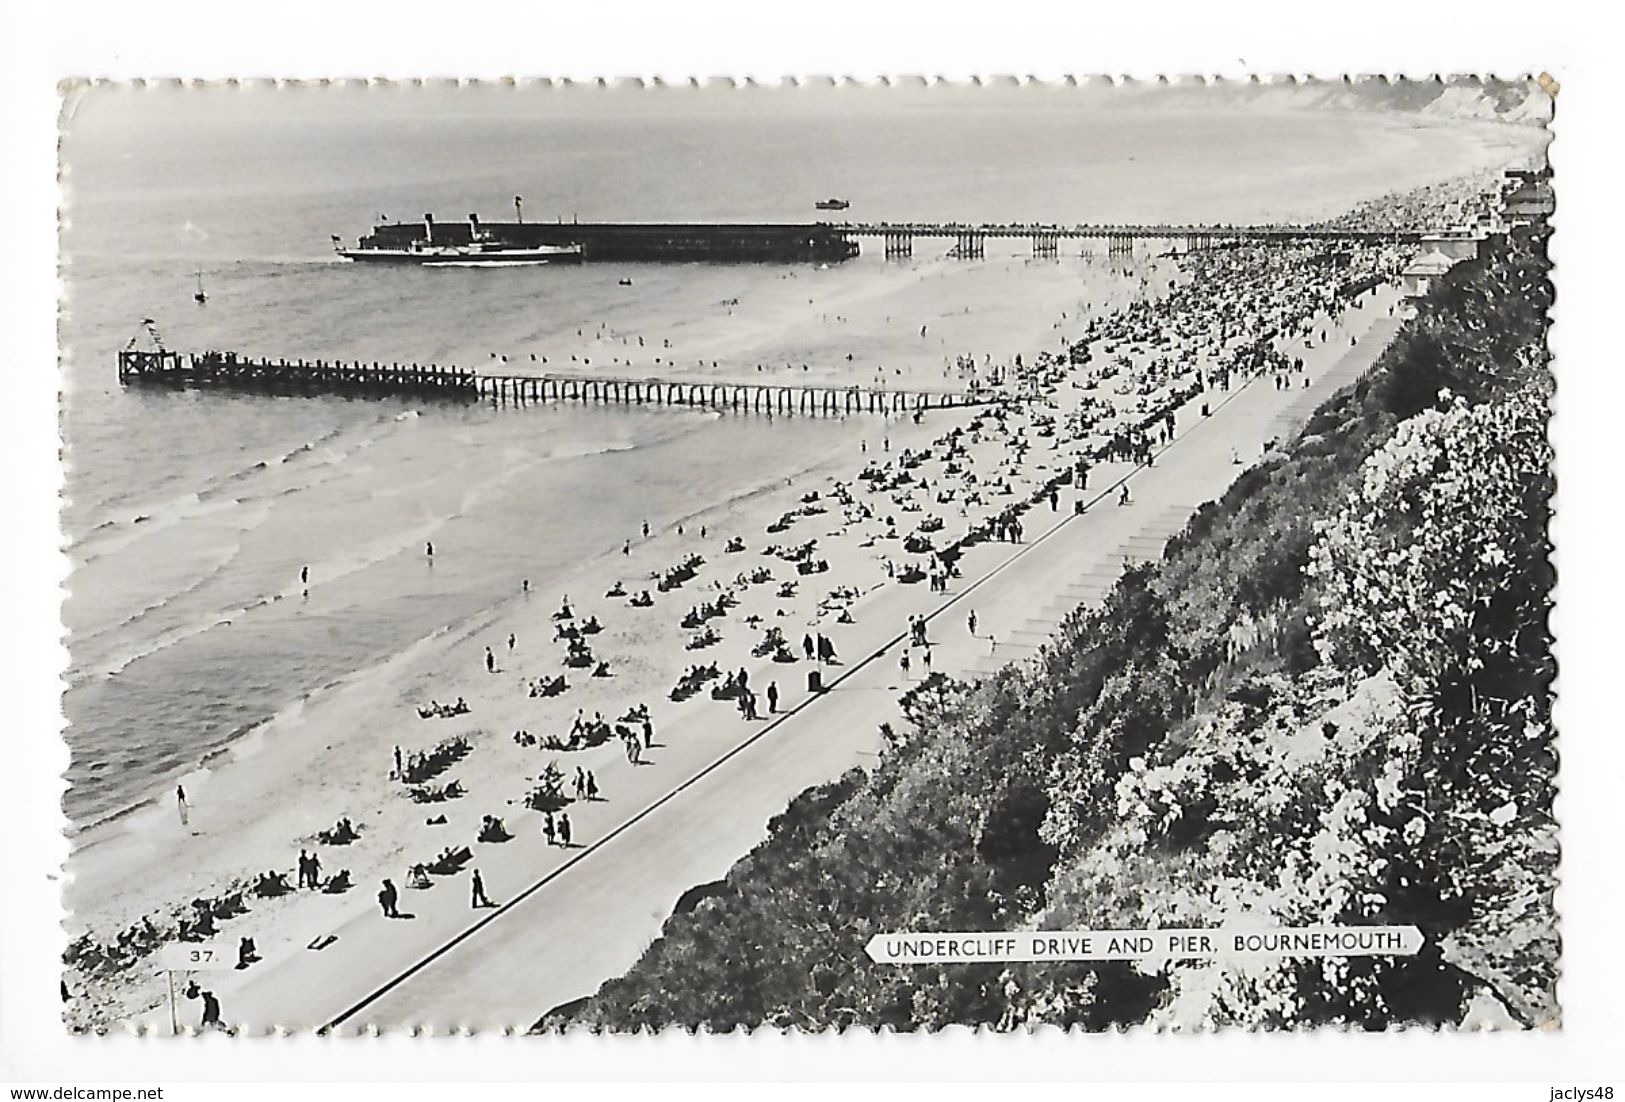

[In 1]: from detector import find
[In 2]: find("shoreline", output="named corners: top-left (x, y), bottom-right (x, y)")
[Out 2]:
top-left (64, 409), bottom-right (890, 842)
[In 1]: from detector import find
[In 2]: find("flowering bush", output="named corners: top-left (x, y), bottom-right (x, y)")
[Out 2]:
top-left (1306, 375), bottom-right (1556, 1024)
top-left (1309, 378), bottom-right (1552, 691)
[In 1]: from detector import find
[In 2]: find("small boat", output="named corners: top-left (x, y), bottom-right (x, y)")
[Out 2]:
top-left (618, 278), bottom-right (634, 286)
top-left (193, 270), bottom-right (207, 304)
top-left (815, 198), bottom-right (851, 211)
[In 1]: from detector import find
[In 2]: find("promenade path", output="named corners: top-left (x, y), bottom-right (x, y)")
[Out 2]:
top-left (146, 286), bottom-right (1404, 1034)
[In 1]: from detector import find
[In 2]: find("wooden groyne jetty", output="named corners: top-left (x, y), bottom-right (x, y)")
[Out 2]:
top-left (117, 349), bottom-right (985, 415)
top-left (118, 350), bottom-right (480, 399)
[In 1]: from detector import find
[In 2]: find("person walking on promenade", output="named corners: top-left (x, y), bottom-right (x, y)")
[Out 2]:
top-left (922, 646), bottom-right (932, 676)
top-left (642, 717), bottom-right (653, 749)
top-left (586, 771), bottom-right (599, 801)
top-left (307, 850), bottom-right (322, 889)
top-left (485, 647), bottom-right (495, 674)
top-left (471, 868), bottom-right (494, 909)
top-left (426, 541), bottom-right (435, 562)
top-left (967, 610), bottom-right (977, 637)
top-left (573, 768), bottom-right (586, 801)
top-left (543, 812), bottom-right (557, 846)
top-left (558, 813), bottom-right (573, 848)
top-left (899, 649), bottom-right (911, 682)
top-left (803, 633), bottom-right (815, 661)
top-left (766, 681), bottom-right (779, 714)
top-left (392, 745), bottom-right (403, 780)
top-left (378, 878), bottom-right (400, 918)
top-left (1118, 484), bottom-right (1132, 507)
top-left (176, 784), bottom-right (190, 829)
top-left (508, 633), bottom-right (516, 652)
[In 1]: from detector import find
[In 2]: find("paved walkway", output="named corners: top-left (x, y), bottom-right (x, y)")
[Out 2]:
top-left (147, 289), bottom-right (1404, 1034)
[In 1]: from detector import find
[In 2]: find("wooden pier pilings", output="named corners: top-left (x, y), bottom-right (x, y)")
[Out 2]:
top-left (835, 222), bottom-right (1425, 262)
top-left (480, 372), bottom-right (981, 415)
top-left (116, 350), bottom-right (981, 416)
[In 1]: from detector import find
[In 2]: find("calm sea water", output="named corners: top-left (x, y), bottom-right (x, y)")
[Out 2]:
top-left (58, 87), bottom-right (1497, 824)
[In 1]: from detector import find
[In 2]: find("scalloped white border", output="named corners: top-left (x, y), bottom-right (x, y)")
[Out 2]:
top-left (4, 0), bottom-right (1616, 1088)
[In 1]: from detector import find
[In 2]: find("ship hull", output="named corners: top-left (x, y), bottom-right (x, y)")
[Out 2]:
top-left (337, 246), bottom-right (584, 266)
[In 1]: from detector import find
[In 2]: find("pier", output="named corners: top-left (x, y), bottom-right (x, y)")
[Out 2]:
top-left (343, 215), bottom-right (1429, 265)
top-left (833, 222), bottom-right (1425, 260)
top-left (117, 349), bottom-right (984, 416)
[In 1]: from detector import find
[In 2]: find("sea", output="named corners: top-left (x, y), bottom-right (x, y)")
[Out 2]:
top-left (58, 84), bottom-right (1514, 826)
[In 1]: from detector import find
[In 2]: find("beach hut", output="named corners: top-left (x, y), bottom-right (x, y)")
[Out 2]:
top-left (1400, 247), bottom-right (1459, 301)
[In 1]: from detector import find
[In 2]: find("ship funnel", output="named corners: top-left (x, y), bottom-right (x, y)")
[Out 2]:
top-left (424, 213), bottom-right (435, 244)
top-left (469, 213), bottom-right (481, 238)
